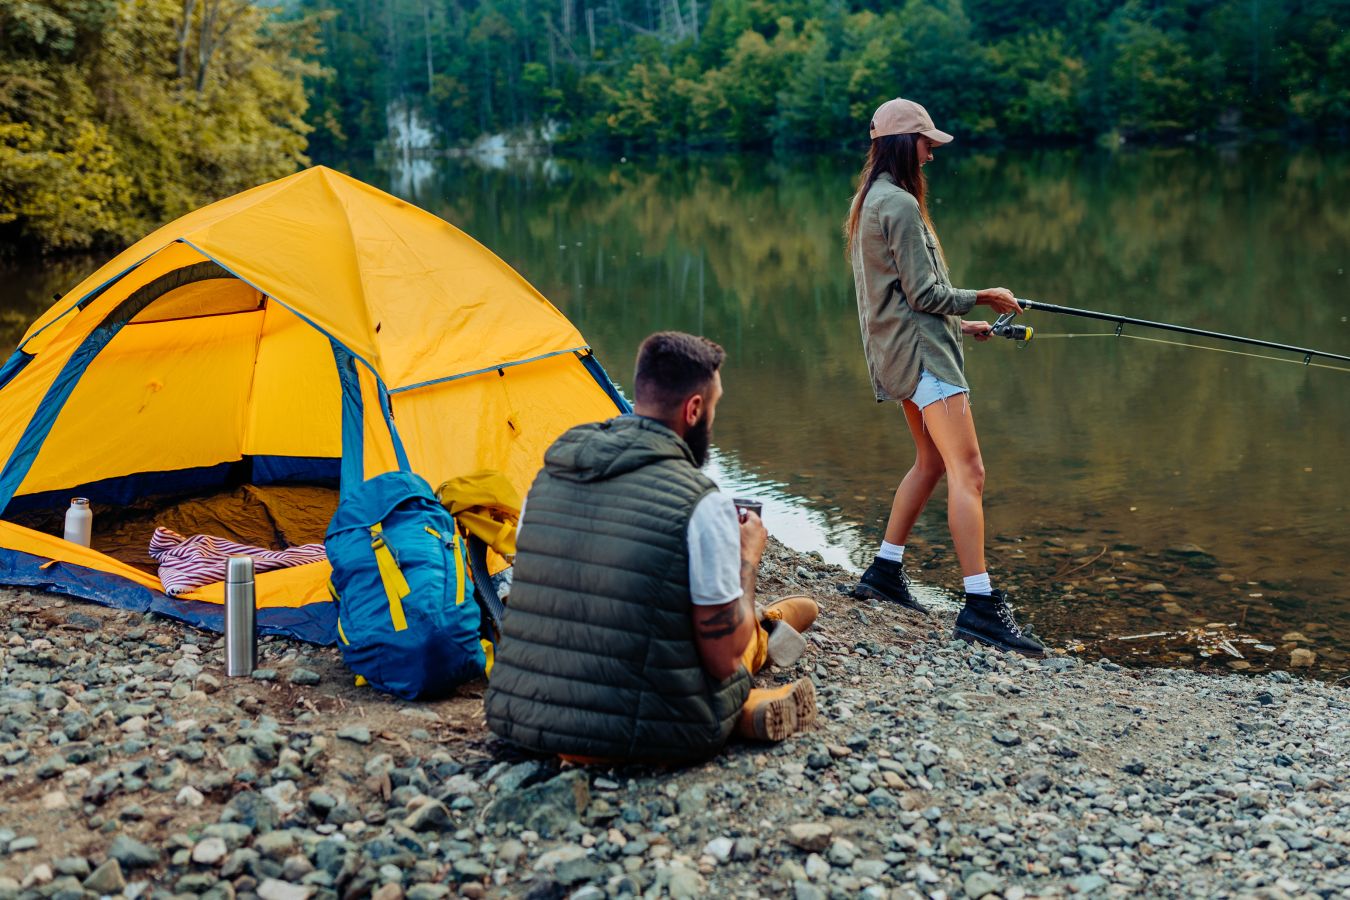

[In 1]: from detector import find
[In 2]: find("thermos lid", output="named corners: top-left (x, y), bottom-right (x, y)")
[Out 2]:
top-left (226, 556), bottom-right (255, 583)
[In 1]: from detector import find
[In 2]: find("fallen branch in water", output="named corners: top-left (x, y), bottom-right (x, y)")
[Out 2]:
top-left (1056, 545), bottom-right (1107, 579)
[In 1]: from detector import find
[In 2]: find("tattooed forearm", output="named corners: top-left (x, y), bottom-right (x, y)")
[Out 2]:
top-left (740, 559), bottom-right (757, 611)
top-left (697, 599), bottom-right (745, 639)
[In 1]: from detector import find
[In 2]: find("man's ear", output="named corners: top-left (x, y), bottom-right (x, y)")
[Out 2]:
top-left (681, 391), bottom-right (704, 429)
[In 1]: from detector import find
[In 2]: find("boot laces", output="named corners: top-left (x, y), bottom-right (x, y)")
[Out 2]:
top-left (997, 602), bottom-right (1023, 637)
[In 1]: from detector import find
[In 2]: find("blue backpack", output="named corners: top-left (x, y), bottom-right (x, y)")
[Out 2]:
top-left (325, 471), bottom-right (489, 700)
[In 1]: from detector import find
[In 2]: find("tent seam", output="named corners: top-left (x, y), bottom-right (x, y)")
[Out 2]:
top-left (387, 346), bottom-right (591, 394)
top-left (319, 168), bottom-right (381, 369)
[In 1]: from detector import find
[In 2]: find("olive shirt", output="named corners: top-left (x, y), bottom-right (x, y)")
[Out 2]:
top-left (851, 171), bottom-right (978, 402)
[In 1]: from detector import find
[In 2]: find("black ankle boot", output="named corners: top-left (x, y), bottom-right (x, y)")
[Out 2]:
top-left (954, 589), bottom-right (1045, 657)
top-left (854, 558), bottom-right (927, 614)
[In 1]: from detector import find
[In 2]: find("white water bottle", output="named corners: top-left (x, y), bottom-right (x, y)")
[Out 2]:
top-left (63, 498), bottom-right (92, 547)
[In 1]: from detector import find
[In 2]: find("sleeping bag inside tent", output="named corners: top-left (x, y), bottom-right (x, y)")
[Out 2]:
top-left (0, 166), bottom-right (629, 643)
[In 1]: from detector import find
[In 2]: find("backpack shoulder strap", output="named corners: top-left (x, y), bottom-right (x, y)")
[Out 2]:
top-left (465, 533), bottom-right (506, 642)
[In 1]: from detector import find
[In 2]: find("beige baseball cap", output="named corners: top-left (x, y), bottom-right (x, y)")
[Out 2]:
top-left (869, 98), bottom-right (954, 144)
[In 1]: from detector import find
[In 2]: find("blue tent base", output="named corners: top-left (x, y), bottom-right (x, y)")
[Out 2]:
top-left (0, 546), bottom-right (337, 645)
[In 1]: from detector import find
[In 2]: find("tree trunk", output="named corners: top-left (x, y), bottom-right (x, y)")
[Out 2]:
top-left (481, 44), bottom-right (492, 132)
top-left (548, 19), bottom-right (557, 84)
top-left (668, 0), bottom-right (686, 40)
top-left (507, 43), bottom-right (518, 128)
top-left (423, 0), bottom-right (434, 89)
top-left (195, 0), bottom-right (218, 92)
top-left (177, 0), bottom-right (198, 80)
top-left (1249, 0), bottom-right (1261, 97)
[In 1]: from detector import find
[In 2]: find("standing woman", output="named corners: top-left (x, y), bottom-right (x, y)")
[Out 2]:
top-left (846, 97), bottom-right (1043, 657)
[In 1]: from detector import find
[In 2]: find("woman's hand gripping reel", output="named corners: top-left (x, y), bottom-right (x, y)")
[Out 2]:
top-left (991, 311), bottom-right (1034, 344)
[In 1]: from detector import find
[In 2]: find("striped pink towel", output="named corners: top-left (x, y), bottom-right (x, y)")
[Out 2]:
top-left (149, 527), bottom-right (327, 596)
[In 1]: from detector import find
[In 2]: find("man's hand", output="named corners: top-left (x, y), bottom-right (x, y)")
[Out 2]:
top-left (739, 510), bottom-right (767, 567)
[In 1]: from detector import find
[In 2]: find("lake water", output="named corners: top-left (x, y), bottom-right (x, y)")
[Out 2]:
top-left (3, 146), bottom-right (1348, 678)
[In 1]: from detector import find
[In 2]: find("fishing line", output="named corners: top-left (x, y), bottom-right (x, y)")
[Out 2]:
top-left (1010, 297), bottom-right (1350, 365)
top-left (1026, 332), bottom-right (1350, 375)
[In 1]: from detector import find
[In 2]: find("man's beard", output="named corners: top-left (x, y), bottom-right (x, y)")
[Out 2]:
top-left (686, 416), bottom-right (711, 468)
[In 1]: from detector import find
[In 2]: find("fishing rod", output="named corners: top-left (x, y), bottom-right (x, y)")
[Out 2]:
top-left (987, 299), bottom-right (1350, 366)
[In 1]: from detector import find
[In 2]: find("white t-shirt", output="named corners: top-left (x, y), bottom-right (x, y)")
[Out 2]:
top-left (516, 491), bottom-right (743, 608)
top-left (684, 491), bottom-right (744, 606)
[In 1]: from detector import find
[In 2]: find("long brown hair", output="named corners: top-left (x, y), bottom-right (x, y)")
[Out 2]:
top-left (844, 133), bottom-right (940, 259)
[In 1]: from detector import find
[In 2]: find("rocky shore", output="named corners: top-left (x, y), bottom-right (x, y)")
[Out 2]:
top-left (1, 538), bottom-right (1348, 899)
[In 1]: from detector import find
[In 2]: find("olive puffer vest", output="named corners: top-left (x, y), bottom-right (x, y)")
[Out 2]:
top-left (484, 415), bottom-right (752, 762)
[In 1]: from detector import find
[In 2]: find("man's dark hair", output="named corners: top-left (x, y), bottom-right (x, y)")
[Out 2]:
top-left (633, 331), bottom-right (726, 415)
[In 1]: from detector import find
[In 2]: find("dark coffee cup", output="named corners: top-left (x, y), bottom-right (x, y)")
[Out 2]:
top-left (733, 498), bottom-right (763, 522)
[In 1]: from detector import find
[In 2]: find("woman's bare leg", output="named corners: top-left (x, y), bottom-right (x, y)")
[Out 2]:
top-left (882, 399), bottom-right (947, 545)
top-left (917, 397), bottom-right (987, 577)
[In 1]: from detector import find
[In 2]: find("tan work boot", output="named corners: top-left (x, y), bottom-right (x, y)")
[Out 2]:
top-left (735, 678), bottom-right (817, 742)
top-left (762, 595), bottom-right (819, 633)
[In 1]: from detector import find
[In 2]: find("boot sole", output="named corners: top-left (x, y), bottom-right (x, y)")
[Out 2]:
top-left (751, 679), bottom-right (817, 741)
top-left (792, 678), bottom-right (817, 730)
top-left (952, 626), bottom-right (1046, 659)
top-left (853, 583), bottom-right (929, 616)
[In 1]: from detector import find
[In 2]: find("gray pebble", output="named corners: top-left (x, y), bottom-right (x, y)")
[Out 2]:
top-left (82, 859), bottom-right (126, 894)
top-left (289, 668), bottom-right (322, 686)
top-left (336, 725), bottom-right (372, 745)
top-left (963, 871), bottom-right (1003, 898)
top-left (108, 835), bottom-right (160, 869)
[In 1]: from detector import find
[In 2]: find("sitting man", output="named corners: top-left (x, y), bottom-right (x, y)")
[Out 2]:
top-left (485, 331), bottom-right (818, 763)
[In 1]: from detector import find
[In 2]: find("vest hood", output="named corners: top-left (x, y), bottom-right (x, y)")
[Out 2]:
top-left (543, 415), bottom-right (696, 483)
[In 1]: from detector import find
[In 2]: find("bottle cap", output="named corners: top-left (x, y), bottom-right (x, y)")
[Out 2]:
top-left (226, 556), bottom-right (255, 583)
top-left (71, 497), bottom-right (89, 507)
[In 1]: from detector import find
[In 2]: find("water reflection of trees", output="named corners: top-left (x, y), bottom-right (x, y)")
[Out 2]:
top-left (419, 147), bottom-right (1349, 357)
top-left (4, 148), bottom-right (1345, 661)
top-left (413, 148), bottom-right (1349, 601)
top-left (6, 149), bottom-right (1347, 574)
top-left (0, 255), bottom-right (104, 351)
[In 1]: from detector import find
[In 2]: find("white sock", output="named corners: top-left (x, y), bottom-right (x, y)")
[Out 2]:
top-left (877, 541), bottom-right (905, 563)
top-left (963, 572), bottom-right (993, 595)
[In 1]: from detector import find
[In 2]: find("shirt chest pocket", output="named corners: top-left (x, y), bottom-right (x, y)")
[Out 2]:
top-left (923, 230), bottom-right (946, 285)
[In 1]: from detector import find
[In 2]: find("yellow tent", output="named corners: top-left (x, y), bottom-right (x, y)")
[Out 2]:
top-left (0, 166), bottom-right (627, 641)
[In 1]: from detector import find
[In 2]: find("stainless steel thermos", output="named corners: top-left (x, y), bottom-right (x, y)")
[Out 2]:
top-left (224, 556), bottom-right (256, 676)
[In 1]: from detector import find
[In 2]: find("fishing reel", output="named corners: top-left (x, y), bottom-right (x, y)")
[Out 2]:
top-left (991, 312), bottom-right (1034, 342)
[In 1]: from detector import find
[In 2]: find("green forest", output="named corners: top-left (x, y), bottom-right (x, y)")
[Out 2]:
top-left (305, 0), bottom-right (1350, 156)
top-left (2, 0), bottom-right (1348, 250)
top-left (0, 0), bottom-right (321, 250)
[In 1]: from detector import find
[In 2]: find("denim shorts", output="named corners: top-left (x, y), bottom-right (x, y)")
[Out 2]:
top-left (908, 369), bottom-right (969, 410)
